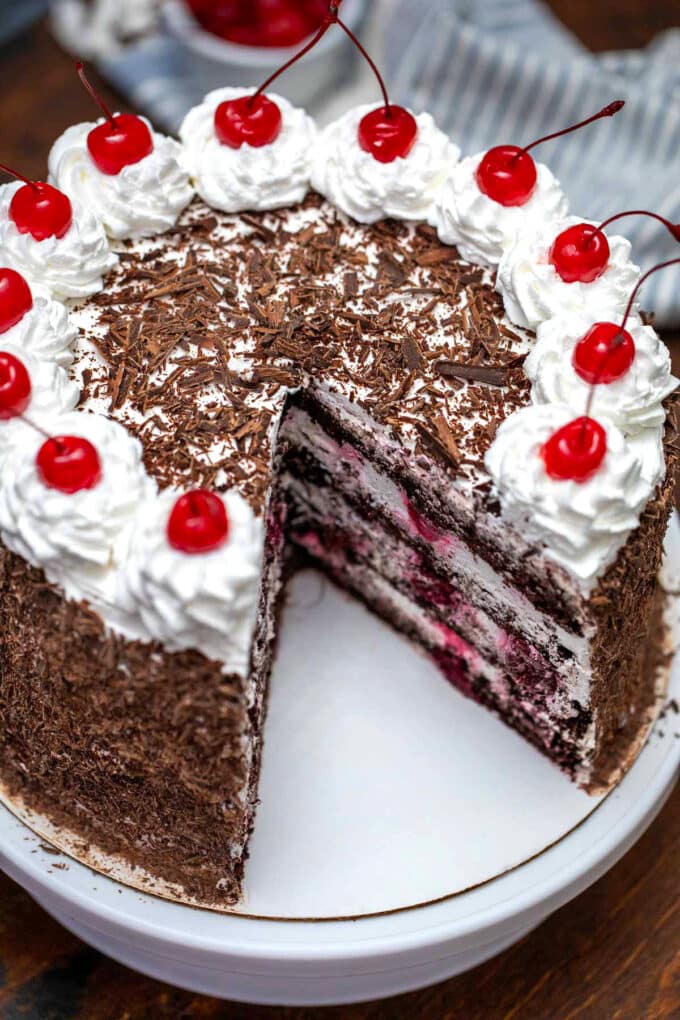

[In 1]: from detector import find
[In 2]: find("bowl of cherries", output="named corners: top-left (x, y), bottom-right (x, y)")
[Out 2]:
top-left (165, 0), bottom-right (368, 107)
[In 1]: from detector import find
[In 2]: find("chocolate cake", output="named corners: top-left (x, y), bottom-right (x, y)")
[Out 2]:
top-left (0, 30), bottom-right (677, 908)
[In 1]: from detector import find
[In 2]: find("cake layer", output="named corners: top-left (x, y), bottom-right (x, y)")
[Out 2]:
top-left (0, 504), bottom-right (288, 906)
top-left (282, 468), bottom-right (595, 781)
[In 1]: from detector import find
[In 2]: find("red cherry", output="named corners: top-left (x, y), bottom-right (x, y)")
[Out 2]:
top-left (36, 436), bottom-right (102, 494)
top-left (167, 490), bottom-right (230, 554)
top-left (572, 322), bottom-right (635, 385)
top-left (475, 146), bottom-right (537, 207)
top-left (214, 94), bottom-right (283, 148)
top-left (9, 181), bottom-right (73, 242)
top-left (77, 62), bottom-right (153, 175)
top-left (87, 113), bottom-right (153, 175)
top-left (549, 223), bottom-right (610, 284)
top-left (358, 105), bottom-right (418, 163)
top-left (541, 417), bottom-right (607, 482)
top-left (0, 350), bottom-right (31, 420)
top-left (187, 0), bottom-right (325, 47)
top-left (475, 102), bottom-right (625, 208)
top-left (0, 268), bottom-right (33, 334)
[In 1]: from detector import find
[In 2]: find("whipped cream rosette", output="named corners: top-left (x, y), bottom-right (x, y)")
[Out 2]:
top-left (485, 403), bottom-right (662, 590)
top-left (48, 118), bottom-right (194, 241)
top-left (434, 155), bottom-right (568, 265)
top-left (0, 343), bottom-right (80, 460)
top-left (497, 216), bottom-right (640, 330)
top-left (118, 487), bottom-right (264, 671)
top-left (526, 311), bottom-right (678, 434)
top-left (179, 89), bottom-right (316, 214)
top-left (0, 411), bottom-right (154, 595)
top-left (312, 105), bottom-right (459, 225)
top-left (0, 181), bottom-right (117, 300)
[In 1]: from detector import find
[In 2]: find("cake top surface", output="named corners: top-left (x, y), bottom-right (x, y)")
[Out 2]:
top-left (71, 194), bottom-right (532, 515)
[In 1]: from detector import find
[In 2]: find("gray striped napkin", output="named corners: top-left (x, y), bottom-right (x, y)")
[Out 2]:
top-left (383, 0), bottom-right (680, 326)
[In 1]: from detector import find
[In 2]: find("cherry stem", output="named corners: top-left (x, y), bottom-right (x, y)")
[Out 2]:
top-left (519, 99), bottom-right (624, 157)
top-left (76, 61), bottom-right (118, 131)
top-left (19, 412), bottom-right (63, 448)
top-left (0, 162), bottom-right (38, 192)
top-left (251, 12), bottom-right (337, 107)
top-left (335, 15), bottom-right (392, 117)
top-left (583, 256), bottom-right (680, 422)
top-left (586, 209), bottom-right (680, 249)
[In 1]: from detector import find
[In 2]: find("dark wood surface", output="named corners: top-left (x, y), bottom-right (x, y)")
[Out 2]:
top-left (0, 5), bottom-right (679, 1018)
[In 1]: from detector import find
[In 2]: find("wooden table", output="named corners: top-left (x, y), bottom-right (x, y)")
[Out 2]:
top-left (0, 6), bottom-right (678, 1018)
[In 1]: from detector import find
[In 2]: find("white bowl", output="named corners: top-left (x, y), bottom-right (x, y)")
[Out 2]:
top-left (0, 519), bottom-right (677, 1005)
top-left (163, 0), bottom-right (368, 108)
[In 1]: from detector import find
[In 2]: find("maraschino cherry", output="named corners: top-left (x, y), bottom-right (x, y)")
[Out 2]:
top-left (543, 257), bottom-right (680, 483)
top-left (167, 490), bottom-right (230, 554)
top-left (333, 11), bottom-right (417, 162)
top-left (573, 255), bottom-right (680, 387)
top-left (572, 322), bottom-right (635, 385)
top-left (541, 416), bottom-right (607, 482)
top-left (76, 62), bottom-right (153, 175)
top-left (550, 210), bottom-right (680, 285)
top-left (0, 162), bottom-right (73, 241)
top-left (0, 268), bottom-right (33, 334)
top-left (0, 349), bottom-right (102, 493)
top-left (37, 435), bottom-right (102, 494)
top-left (188, 0), bottom-right (327, 48)
top-left (0, 350), bottom-right (31, 420)
top-left (214, 6), bottom-right (338, 148)
top-left (476, 101), bottom-right (624, 207)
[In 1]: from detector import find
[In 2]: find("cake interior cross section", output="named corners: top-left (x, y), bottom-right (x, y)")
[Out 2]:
top-left (0, 25), bottom-right (677, 910)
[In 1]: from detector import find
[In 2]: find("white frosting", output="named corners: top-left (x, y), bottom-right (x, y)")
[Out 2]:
top-left (118, 488), bottom-right (264, 672)
top-left (0, 291), bottom-right (78, 367)
top-left (497, 216), bottom-right (640, 330)
top-left (485, 403), bottom-right (663, 590)
top-left (0, 343), bottom-right (80, 461)
top-left (434, 155), bottom-right (568, 265)
top-left (311, 105), bottom-right (459, 225)
top-left (48, 119), bottom-right (194, 240)
top-left (179, 88), bottom-right (316, 214)
top-left (0, 182), bottom-right (117, 300)
top-left (0, 411), bottom-right (154, 592)
top-left (526, 312), bottom-right (678, 434)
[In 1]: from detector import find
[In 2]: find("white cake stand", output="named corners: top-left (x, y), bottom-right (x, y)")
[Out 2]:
top-left (0, 520), bottom-right (678, 1006)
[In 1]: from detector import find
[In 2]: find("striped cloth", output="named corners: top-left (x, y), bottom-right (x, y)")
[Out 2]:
top-left (54, 0), bottom-right (680, 324)
top-left (382, 0), bottom-right (680, 326)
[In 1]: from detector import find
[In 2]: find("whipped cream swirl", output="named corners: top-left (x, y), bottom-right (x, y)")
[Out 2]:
top-left (0, 290), bottom-right (78, 367)
top-left (497, 216), bottom-right (640, 330)
top-left (311, 106), bottom-right (459, 225)
top-left (0, 412), bottom-right (154, 594)
top-left (0, 182), bottom-right (117, 300)
top-left (0, 343), bottom-right (80, 460)
top-left (485, 403), bottom-right (662, 590)
top-left (118, 488), bottom-right (264, 672)
top-left (48, 119), bottom-right (195, 240)
top-left (179, 89), bottom-right (316, 214)
top-left (434, 155), bottom-right (568, 265)
top-left (526, 312), bottom-right (678, 433)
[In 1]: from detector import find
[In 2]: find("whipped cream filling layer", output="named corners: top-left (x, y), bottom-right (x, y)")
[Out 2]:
top-left (283, 402), bottom-right (591, 666)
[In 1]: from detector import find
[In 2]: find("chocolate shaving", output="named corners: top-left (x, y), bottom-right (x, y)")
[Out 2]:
top-left (435, 360), bottom-right (510, 387)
